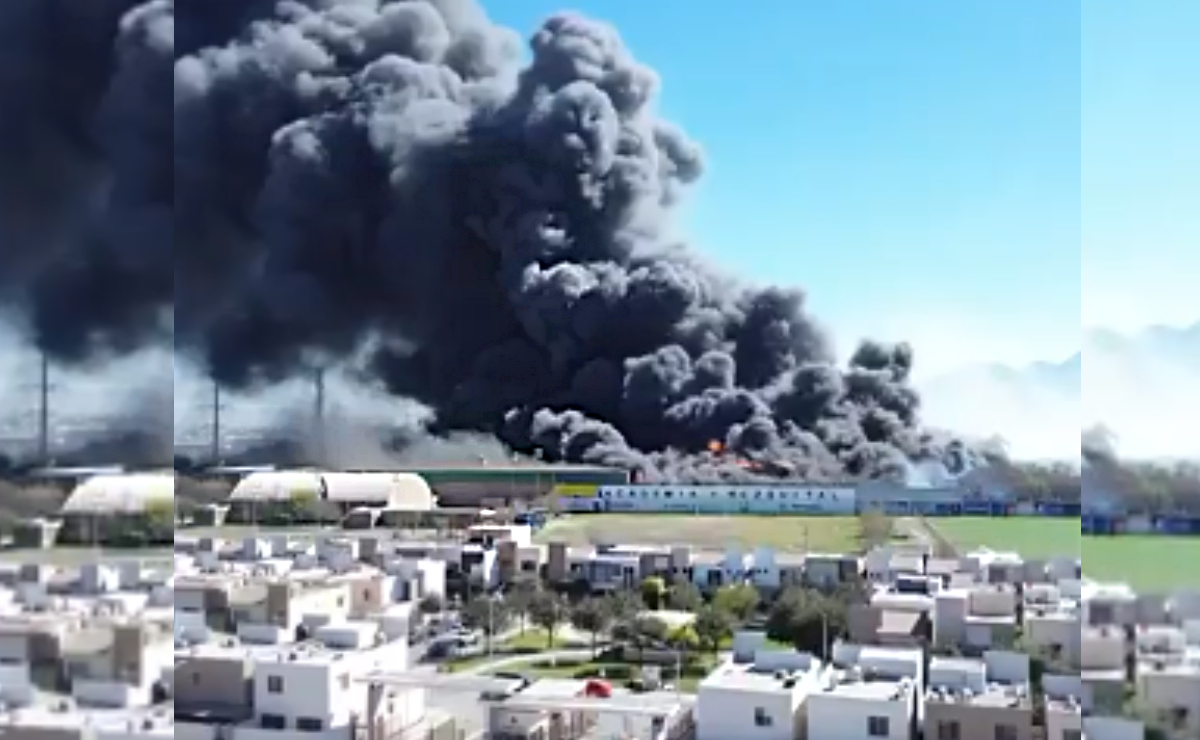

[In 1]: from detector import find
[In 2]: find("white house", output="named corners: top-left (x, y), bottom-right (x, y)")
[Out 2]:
top-left (805, 644), bottom-right (923, 740)
top-left (176, 622), bottom-right (419, 740)
top-left (696, 649), bottom-right (827, 740)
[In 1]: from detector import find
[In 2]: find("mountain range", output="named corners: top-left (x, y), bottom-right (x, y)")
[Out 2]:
top-left (917, 322), bottom-right (1199, 459)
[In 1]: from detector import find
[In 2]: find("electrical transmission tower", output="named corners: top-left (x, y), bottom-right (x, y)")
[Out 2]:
top-left (0, 352), bottom-right (57, 463)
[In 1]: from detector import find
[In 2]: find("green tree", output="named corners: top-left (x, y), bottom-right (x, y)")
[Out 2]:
top-left (628, 614), bottom-right (669, 664)
top-left (505, 575), bottom-right (539, 634)
top-left (528, 591), bottom-right (569, 648)
top-left (462, 596), bottom-right (508, 653)
top-left (766, 587), bottom-right (846, 656)
top-left (142, 498), bottom-right (175, 543)
top-left (418, 593), bottom-right (444, 616)
top-left (667, 623), bottom-right (699, 665)
top-left (856, 509), bottom-right (893, 550)
top-left (667, 576), bottom-right (702, 611)
top-left (712, 583), bottom-right (758, 623)
top-left (607, 588), bottom-right (641, 623)
top-left (692, 605), bottom-right (733, 655)
top-left (570, 597), bottom-right (612, 657)
top-left (641, 576), bottom-right (667, 610)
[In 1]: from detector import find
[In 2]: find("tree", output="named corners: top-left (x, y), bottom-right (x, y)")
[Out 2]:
top-left (418, 593), bottom-right (443, 616)
top-left (641, 576), bottom-right (667, 610)
top-left (668, 624), bottom-right (698, 649)
top-left (142, 498), bottom-right (175, 543)
top-left (462, 596), bottom-right (508, 653)
top-left (607, 589), bottom-right (641, 623)
top-left (667, 624), bottom-right (699, 666)
top-left (570, 597), bottom-right (612, 657)
top-left (712, 583), bottom-right (758, 623)
top-left (528, 591), bottom-right (569, 648)
top-left (692, 605), bottom-right (733, 655)
top-left (765, 587), bottom-right (847, 656)
top-left (667, 576), bottom-right (702, 611)
top-left (630, 615), bottom-right (669, 663)
top-left (505, 576), bottom-right (539, 634)
top-left (857, 509), bottom-right (893, 550)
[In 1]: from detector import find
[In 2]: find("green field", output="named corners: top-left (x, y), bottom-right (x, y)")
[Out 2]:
top-left (1080, 537), bottom-right (1200, 590)
top-left (926, 517), bottom-right (1200, 589)
top-left (534, 514), bottom-right (868, 552)
top-left (925, 517), bottom-right (1081, 558)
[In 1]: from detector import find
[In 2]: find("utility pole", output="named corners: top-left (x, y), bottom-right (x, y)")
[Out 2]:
top-left (36, 352), bottom-right (50, 463)
top-left (210, 381), bottom-right (222, 463)
top-left (312, 368), bottom-right (327, 462)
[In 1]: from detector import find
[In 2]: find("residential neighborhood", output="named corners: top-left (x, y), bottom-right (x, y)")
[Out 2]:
top-left (0, 513), bottom-right (1188, 739)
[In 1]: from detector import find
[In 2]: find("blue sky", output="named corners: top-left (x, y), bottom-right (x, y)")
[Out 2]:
top-left (487, 1), bottom-right (1189, 374)
top-left (1083, 0), bottom-right (1199, 335)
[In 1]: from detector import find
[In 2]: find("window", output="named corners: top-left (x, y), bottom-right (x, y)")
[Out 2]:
top-left (260, 714), bottom-right (286, 729)
top-left (753, 707), bottom-right (772, 726)
top-left (867, 716), bottom-right (889, 737)
top-left (937, 721), bottom-right (960, 740)
top-left (296, 717), bottom-right (324, 731)
top-left (994, 725), bottom-right (1017, 740)
top-left (266, 675), bottom-right (284, 693)
top-left (1062, 731), bottom-right (1082, 740)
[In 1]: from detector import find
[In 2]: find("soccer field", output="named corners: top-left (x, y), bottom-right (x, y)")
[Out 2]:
top-left (925, 517), bottom-right (1081, 558)
top-left (534, 513), bottom-right (868, 552)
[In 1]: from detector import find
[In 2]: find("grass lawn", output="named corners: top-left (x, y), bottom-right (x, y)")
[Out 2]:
top-left (445, 630), bottom-right (569, 672)
top-left (926, 518), bottom-right (1200, 590)
top-left (534, 514), bottom-right (867, 552)
top-left (924, 518), bottom-right (1081, 558)
top-left (1081, 537), bottom-right (1200, 591)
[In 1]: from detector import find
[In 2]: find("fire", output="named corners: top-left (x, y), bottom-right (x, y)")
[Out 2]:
top-left (707, 440), bottom-right (723, 453)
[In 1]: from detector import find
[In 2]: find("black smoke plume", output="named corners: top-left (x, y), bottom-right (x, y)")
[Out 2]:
top-left (2, 0), bottom-right (982, 481)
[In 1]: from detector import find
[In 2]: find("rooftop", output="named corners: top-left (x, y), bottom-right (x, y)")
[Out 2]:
top-left (0, 703), bottom-right (173, 737)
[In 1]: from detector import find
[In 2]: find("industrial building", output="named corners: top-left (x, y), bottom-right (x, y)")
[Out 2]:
top-left (364, 463), bottom-right (628, 507)
top-left (206, 462), bottom-right (627, 509)
top-left (58, 472), bottom-right (174, 546)
top-left (226, 471), bottom-right (436, 524)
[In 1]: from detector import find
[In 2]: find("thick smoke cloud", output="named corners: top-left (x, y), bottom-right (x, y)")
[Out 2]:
top-left (0, 0), bottom-right (171, 359)
top-left (2, 0), bottom-right (980, 480)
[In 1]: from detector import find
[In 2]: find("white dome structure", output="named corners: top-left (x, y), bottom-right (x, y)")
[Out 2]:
top-left (229, 471), bottom-right (434, 510)
top-left (60, 473), bottom-right (174, 514)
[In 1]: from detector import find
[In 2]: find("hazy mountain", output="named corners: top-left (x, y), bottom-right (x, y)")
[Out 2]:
top-left (919, 322), bottom-right (1199, 459)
